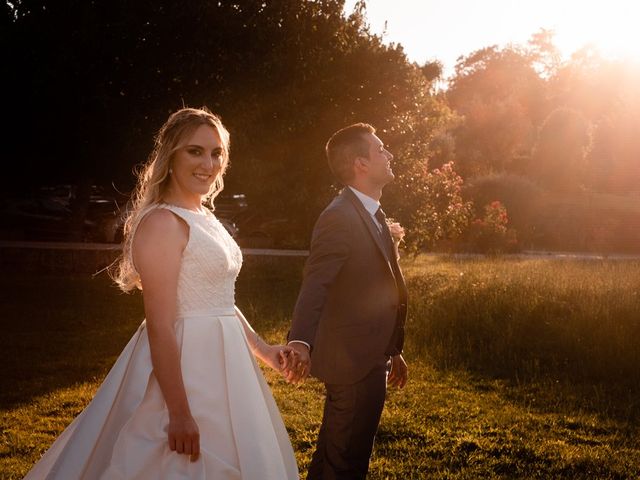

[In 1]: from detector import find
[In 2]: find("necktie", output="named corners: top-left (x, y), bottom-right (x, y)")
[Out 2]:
top-left (374, 206), bottom-right (408, 355)
top-left (374, 207), bottom-right (394, 259)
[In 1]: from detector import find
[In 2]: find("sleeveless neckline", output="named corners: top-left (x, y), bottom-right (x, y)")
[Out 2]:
top-left (159, 203), bottom-right (212, 217)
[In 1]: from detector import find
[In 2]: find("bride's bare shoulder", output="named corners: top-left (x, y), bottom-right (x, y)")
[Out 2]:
top-left (133, 207), bottom-right (188, 250)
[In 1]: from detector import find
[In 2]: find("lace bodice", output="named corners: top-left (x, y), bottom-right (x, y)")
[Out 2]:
top-left (134, 204), bottom-right (243, 317)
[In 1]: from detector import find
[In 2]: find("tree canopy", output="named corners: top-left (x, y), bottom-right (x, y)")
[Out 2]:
top-left (3, 4), bottom-right (639, 251)
top-left (2, 0), bottom-right (453, 243)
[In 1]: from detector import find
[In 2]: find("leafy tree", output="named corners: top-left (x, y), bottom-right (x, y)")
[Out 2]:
top-left (530, 107), bottom-right (591, 193)
top-left (526, 28), bottom-right (561, 78)
top-left (3, 0), bottom-right (455, 246)
top-left (587, 110), bottom-right (640, 193)
top-left (551, 53), bottom-right (640, 193)
top-left (446, 41), bottom-right (549, 177)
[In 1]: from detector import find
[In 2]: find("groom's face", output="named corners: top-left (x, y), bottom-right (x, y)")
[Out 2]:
top-left (361, 133), bottom-right (395, 187)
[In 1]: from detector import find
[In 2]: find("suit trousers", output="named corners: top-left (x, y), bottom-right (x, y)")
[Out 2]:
top-left (307, 362), bottom-right (389, 480)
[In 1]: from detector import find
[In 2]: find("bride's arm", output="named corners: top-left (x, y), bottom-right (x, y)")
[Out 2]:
top-left (133, 209), bottom-right (199, 461)
top-left (234, 306), bottom-right (297, 372)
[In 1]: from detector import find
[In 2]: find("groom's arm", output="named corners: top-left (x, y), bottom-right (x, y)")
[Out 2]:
top-left (288, 207), bottom-right (351, 348)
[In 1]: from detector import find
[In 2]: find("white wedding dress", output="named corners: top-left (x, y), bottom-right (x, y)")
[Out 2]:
top-left (24, 204), bottom-right (299, 480)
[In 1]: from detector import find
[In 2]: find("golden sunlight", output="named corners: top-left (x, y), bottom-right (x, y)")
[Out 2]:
top-left (344, 0), bottom-right (640, 76)
top-left (553, 1), bottom-right (640, 61)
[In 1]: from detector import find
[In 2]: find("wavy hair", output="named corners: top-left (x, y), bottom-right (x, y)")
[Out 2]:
top-left (111, 107), bottom-right (230, 292)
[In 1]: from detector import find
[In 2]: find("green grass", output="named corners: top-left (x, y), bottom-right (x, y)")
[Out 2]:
top-left (2, 256), bottom-right (640, 479)
top-left (405, 257), bottom-right (640, 391)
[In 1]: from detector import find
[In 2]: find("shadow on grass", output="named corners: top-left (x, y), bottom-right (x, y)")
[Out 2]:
top-left (0, 257), bottom-right (305, 410)
top-left (438, 365), bottom-right (640, 426)
top-left (0, 272), bottom-right (144, 409)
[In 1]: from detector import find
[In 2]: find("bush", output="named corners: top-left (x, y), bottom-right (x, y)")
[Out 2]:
top-left (463, 173), bottom-right (542, 248)
top-left (463, 201), bottom-right (518, 253)
top-left (400, 161), bottom-right (473, 252)
top-left (530, 192), bottom-right (640, 253)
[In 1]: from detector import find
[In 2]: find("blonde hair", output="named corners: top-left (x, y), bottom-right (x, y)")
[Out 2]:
top-left (111, 107), bottom-right (231, 292)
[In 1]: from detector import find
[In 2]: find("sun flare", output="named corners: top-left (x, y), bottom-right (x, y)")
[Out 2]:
top-left (343, 0), bottom-right (640, 78)
top-left (553, 1), bottom-right (640, 61)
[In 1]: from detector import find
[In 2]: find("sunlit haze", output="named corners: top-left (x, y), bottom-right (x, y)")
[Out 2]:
top-left (343, 0), bottom-right (640, 78)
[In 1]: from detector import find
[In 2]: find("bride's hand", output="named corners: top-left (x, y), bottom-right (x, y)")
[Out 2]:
top-left (261, 344), bottom-right (298, 373)
top-left (168, 412), bottom-right (200, 462)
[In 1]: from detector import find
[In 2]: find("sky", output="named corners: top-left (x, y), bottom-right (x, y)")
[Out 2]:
top-left (343, 0), bottom-right (640, 78)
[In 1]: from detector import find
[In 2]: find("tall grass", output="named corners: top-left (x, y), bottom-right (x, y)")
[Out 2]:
top-left (404, 256), bottom-right (640, 388)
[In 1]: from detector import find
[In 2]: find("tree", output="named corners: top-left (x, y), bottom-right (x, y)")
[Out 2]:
top-left (526, 29), bottom-right (561, 78)
top-left (3, 0), bottom-right (455, 246)
top-left (587, 110), bottom-right (640, 194)
top-left (446, 42), bottom-right (549, 177)
top-left (529, 108), bottom-right (591, 192)
top-left (550, 53), bottom-right (640, 193)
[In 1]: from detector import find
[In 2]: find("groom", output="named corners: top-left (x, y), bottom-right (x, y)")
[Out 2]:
top-left (287, 123), bottom-right (409, 479)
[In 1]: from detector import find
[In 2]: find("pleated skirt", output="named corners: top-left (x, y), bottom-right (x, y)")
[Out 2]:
top-left (24, 308), bottom-right (298, 479)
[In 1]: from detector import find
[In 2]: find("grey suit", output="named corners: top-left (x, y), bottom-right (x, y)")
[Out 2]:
top-left (290, 187), bottom-right (407, 479)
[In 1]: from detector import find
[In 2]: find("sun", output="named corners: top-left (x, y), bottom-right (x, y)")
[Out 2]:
top-left (554, 1), bottom-right (640, 62)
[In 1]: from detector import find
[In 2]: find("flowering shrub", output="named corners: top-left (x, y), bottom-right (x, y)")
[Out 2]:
top-left (465, 200), bottom-right (518, 253)
top-left (399, 161), bottom-right (473, 252)
top-left (462, 173), bottom-right (542, 247)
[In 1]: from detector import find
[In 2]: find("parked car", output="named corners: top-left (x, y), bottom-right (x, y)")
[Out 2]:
top-left (229, 209), bottom-right (291, 248)
top-left (214, 193), bottom-right (248, 218)
top-left (0, 184), bottom-right (128, 243)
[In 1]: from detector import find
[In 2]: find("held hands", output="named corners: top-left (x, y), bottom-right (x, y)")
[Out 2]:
top-left (259, 344), bottom-right (310, 384)
top-left (249, 332), bottom-right (309, 383)
top-left (168, 412), bottom-right (200, 462)
top-left (260, 344), bottom-right (299, 374)
top-left (282, 342), bottom-right (311, 384)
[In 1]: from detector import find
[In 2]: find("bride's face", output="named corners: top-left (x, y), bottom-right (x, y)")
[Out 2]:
top-left (168, 124), bottom-right (223, 200)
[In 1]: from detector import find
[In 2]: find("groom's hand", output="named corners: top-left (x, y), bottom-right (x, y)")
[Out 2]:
top-left (388, 354), bottom-right (408, 388)
top-left (285, 342), bottom-right (311, 384)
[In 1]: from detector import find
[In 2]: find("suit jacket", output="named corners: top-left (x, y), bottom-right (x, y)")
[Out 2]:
top-left (289, 187), bottom-right (408, 385)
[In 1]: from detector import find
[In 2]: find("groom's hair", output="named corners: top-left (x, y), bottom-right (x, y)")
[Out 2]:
top-left (325, 123), bottom-right (375, 185)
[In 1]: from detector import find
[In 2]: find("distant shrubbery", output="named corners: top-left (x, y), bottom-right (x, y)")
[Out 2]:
top-left (462, 201), bottom-right (518, 253)
top-left (462, 173), bottom-right (541, 249)
top-left (440, 172), bottom-right (640, 254)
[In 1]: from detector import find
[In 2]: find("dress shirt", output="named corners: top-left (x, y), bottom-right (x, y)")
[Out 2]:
top-left (348, 186), bottom-right (383, 231)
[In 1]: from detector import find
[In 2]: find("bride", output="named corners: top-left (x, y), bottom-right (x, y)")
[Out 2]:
top-left (24, 107), bottom-right (300, 479)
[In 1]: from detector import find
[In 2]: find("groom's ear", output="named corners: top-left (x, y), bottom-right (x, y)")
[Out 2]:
top-left (354, 156), bottom-right (368, 174)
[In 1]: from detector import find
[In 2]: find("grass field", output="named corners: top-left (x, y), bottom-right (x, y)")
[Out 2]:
top-left (405, 257), bottom-right (640, 392)
top-left (1, 256), bottom-right (639, 479)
